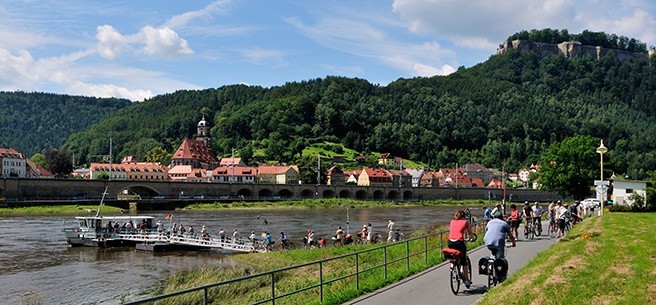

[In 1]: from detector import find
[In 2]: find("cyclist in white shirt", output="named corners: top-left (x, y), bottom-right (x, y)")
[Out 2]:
top-left (532, 202), bottom-right (544, 232)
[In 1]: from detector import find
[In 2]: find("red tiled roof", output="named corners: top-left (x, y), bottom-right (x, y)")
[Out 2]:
top-left (220, 158), bottom-right (243, 166)
top-left (0, 148), bottom-right (25, 159)
top-left (90, 162), bottom-right (166, 173)
top-left (257, 164), bottom-right (297, 175)
top-left (363, 168), bottom-right (391, 178)
top-left (172, 138), bottom-right (218, 163)
top-left (213, 165), bottom-right (256, 176)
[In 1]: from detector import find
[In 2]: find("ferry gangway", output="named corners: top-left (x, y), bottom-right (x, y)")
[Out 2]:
top-left (114, 230), bottom-right (263, 253)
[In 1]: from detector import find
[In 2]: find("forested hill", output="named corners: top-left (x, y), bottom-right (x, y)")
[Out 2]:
top-left (63, 41), bottom-right (656, 179)
top-left (0, 92), bottom-right (132, 157)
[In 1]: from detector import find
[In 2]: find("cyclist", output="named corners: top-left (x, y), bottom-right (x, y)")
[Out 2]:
top-left (334, 226), bottom-right (345, 246)
top-left (555, 201), bottom-right (568, 238)
top-left (507, 204), bottom-right (520, 240)
top-left (264, 231), bottom-right (273, 251)
top-left (521, 202), bottom-right (534, 236)
top-left (532, 202), bottom-right (544, 233)
top-left (280, 231), bottom-right (289, 249)
top-left (570, 201), bottom-right (582, 225)
top-left (484, 212), bottom-right (516, 260)
top-left (483, 206), bottom-right (492, 224)
top-left (448, 210), bottom-right (476, 288)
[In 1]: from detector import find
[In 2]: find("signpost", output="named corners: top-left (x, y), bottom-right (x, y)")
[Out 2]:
top-left (594, 180), bottom-right (609, 216)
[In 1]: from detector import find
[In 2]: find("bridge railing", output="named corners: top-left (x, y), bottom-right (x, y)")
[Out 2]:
top-left (124, 224), bottom-right (484, 305)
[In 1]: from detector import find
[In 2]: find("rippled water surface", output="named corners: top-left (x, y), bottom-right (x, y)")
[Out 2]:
top-left (0, 206), bottom-right (473, 304)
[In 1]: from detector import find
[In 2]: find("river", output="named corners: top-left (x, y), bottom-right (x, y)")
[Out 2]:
top-left (0, 206), bottom-right (480, 304)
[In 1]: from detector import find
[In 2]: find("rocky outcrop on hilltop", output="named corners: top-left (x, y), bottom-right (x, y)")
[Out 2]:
top-left (497, 39), bottom-right (652, 62)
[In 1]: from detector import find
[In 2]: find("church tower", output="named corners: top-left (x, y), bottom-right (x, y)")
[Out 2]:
top-left (196, 116), bottom-right (211, 149)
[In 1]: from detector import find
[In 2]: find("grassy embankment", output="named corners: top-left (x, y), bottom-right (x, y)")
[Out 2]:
top-left (152, 225), bottom-right (485, 305)
top-left (479, 212), bottom-right (656, 305)
top-left (0, 205), bottom-right (124, 216)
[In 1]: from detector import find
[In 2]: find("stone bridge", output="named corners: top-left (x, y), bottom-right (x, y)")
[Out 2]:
top-left (0, 177), bottom-right (560, 203)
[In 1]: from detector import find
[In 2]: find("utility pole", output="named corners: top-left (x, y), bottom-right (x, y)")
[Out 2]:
top-left (109, 137), bottom-right (113, 181)
top-left (231, 148), bottom-right (236, 183)
top-left (399, 159), bottom-right (403, 187)
top-left (317, 154), bottom-right (321, 185)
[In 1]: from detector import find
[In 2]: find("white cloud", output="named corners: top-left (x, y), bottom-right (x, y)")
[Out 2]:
top-left (414, 63), bottom-right (455, 77)
top-left (288, 17), bottom-right (457, 77)
top-left (69, 81), bottom-right (153, 101)
top-left (391, 0), bottom-right (656, 50)
top-left (165, 0), bottom-right (232, 30)
top-left (140, 26), bottom-right (193, 57)
top-left (238, 48), bottom-right (290, 67)
top-left (96, 25), bottom-right (127, 59)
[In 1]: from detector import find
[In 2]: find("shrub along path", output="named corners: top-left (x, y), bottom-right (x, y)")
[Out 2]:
top-left (343, 222), bottom-right (557, 305)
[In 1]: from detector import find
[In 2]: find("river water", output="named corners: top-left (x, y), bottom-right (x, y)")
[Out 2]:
top-left (0, 206), bottom-right (477, 304)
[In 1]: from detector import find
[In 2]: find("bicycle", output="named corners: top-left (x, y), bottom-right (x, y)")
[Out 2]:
top-left (481, 245), bottom-right (511, 289)
top-left (278, 239), bottom-right (296, 251)
top-left (524, 217), bottom-right (534, 240)
top-left (533, 217), bottom-right (542, 237)
top-left (441, 233), bottom-right (476, 295)
top-left (548, 218), bottom-right (558, 238)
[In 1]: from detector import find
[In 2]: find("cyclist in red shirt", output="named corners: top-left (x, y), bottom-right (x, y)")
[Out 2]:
top-left (448, 210), bottom-right (475, 288)
top-left (508, 204), bottom-right (520, 240)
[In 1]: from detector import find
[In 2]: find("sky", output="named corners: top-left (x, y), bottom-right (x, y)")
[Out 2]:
top-left (1, 0), bottom-right (655, 102)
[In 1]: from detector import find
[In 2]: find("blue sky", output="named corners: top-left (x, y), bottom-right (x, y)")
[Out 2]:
top-left (1, 0), bottom-right (655, 101)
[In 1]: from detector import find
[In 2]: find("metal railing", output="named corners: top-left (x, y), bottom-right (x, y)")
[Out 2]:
top-left (126, 224), bottom-right (483, 305)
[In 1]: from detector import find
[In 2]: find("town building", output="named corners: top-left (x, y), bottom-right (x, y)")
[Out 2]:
top-left (611, 178), bottom-right (651, 206)
top-left (358, 168), bottom-right (392, 186)
top-left (462, 163), bottom-right (496, 183)
top-left (405, 168), bottom-right (426, 187)
top-left (26, 159), bottom-right (53, 178)
top-left (257, 164), bottom-right (300, 184)
top-left (388, 169), bottom-right (412, 187)
top-left (0, 148), bottom-right (27, 178)
top-left (326, 165), bottom-right (346, 185)
top-left (212, 165), bottom-right (256, 183)
top-left (170, 117), bottom-right (219, 170)
top-left (89, 158), bottom-right (168, 181)
top-left (419, 171), bottom-right (442, 187)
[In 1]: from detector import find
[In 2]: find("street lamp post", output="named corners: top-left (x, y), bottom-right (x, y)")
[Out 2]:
top-left (596, 140), bottom-right (608, 216)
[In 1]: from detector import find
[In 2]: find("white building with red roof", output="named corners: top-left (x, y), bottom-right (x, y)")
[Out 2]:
top-left (0, 147), bottom-right (26, 177)
top-left (213, 165), bottom-right (257, 183)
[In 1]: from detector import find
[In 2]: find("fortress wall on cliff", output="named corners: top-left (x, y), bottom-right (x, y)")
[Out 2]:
top-left (498, 39), bottom-right (649, 62)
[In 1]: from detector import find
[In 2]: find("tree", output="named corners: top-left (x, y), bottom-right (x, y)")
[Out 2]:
top-left (537, 136), bottom-right (601, 199)
top-left (30, 153), bottom-right (47, 168)
top-left (145, 147), bottom-right (172, 165)
top-left (45, 149), bottom-right (73, 177)
top-left (94, 172), bottom-right (109, 180)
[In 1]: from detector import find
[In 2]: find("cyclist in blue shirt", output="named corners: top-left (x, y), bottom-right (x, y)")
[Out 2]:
top-left (483, 213), bottom-right (516, 259)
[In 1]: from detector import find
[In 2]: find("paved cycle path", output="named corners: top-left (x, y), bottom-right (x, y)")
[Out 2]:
top-left (343, 232), bottom-right (557, 305)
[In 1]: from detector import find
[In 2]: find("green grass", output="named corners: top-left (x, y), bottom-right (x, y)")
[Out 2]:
top-left (152, 225), bottom-right (485, 305)
top-left (478, 212), bottom-right (656, 305)
top-left (0, 205), bottom-right (125, 216)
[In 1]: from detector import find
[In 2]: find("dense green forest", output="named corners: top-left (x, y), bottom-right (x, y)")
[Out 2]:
top-left (0, 92), bottom-right (132, 157)
top-left (60, 39), bottom-right (656, 181)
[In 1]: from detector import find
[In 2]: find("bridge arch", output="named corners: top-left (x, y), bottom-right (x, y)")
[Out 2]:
top-left (237, 188), bottom-right (253, 197)
top-left (403, 190), bottom-right (413, 200)
top-left (355, 190), bottom-right (368, 200)
top-left (322, 189), bottom-right (335, 198)
top-left (388, 190), bottom-right (400, 200)
top-left (300, 189), bottom-right (315, 198)
top-left (258, 188), bottom-right (273, 198)
top-left (278, 188), bottom-right (293, 198)
top-left (372, 190), bottom-right (384, 200)
top-left (119, 185), bottom-right (162, 197)
top-left (339, 190), bottom-right (352, 198)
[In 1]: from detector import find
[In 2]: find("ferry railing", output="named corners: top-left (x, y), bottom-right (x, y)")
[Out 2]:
top-left (125, 224), bottom-right (484, 305)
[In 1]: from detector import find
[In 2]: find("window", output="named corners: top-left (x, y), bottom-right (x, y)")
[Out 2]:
top-left (626, 188), bottom-right (633, 193)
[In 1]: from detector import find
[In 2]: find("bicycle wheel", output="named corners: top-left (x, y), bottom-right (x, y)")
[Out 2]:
top-left (487, 261), bottom-right (497, 288)
top-left (529, 224), bottom-right (534, 240)
top-left (450, 263), bottom-right (461, 295)
top-left (535, 221), bottom-right (542, 237)
top-left (287, 241), bottom-right (296, 250)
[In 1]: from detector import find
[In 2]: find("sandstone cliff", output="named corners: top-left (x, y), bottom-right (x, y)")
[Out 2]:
top-left (497, 39), bottom-right (652, 62)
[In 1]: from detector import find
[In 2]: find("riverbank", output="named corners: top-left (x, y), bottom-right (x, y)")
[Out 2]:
top-left (479, 212), bottom-right (656, 305)
top-left (0, 204), bottom-right (124, 216)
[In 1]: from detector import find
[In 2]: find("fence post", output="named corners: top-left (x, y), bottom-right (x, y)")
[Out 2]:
top-left (271, 272), bottom-right (276, 305)
top-left (356, 253), bottom-right (360, 290)
top-left (405, 240), bottom-right (410, 271)
top-left (204, 287), bottom-right (208, 305)
top-left (319, 261), bottom-right (324, 303)
top-left (424, 235), bottom-right (428, 265)
top-left (384, 246), bottom-right (388, 279)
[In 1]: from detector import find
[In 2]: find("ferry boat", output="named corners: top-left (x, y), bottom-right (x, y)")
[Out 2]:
top-left (63, 215), bottom-right (157, 247)
top-left (63, 187), bottom-right (158, 247)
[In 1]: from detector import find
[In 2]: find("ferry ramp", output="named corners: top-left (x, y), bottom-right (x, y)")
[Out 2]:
top-left (115, 232), bottom-right (265, 253)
